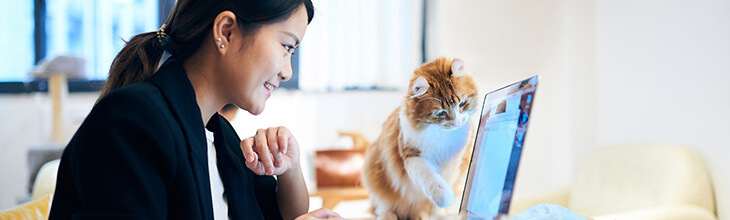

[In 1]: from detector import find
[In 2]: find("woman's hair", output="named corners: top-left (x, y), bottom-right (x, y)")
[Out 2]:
top-left (98, 0), bottom-right (314, 100)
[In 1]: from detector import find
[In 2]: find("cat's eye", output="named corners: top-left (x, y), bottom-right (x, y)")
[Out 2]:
top-left (434, 110), bottom-right (446, 117)
top-left (459, 100), bottom-right (467, 107)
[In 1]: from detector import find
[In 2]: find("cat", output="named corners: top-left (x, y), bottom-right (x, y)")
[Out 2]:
top-left (362, 57), bottom-right (479, 220)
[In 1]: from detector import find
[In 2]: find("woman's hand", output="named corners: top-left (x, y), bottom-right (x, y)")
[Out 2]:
top-left (240, 126), bottom-right (300, 175)
top-left (294, 208), bottom-right (343, 220)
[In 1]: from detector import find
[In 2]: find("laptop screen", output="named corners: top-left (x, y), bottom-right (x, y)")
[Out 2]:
top-left (459, 76), bottom-right (538, 219)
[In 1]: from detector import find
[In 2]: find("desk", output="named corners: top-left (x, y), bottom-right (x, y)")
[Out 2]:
top-left (311, 187), bottom-right (369, 210)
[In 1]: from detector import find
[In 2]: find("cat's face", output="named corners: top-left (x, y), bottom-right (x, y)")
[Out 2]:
top-left (404, 58), bottom-right (478, 130)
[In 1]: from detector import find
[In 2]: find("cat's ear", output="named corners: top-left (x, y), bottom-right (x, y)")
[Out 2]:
top-left (451, 58), bottom-right (468, 77)
top-left (410, 76), bottom-right (429, 97)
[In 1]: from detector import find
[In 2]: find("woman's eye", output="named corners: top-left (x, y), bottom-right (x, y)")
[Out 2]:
top-left (283, 45), bottom-right (294, 53)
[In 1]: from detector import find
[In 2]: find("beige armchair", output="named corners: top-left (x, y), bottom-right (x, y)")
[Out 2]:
top-left (0, 159), bottom-right (59, 219)
top-left (510, 143), bottom-right (716, 220)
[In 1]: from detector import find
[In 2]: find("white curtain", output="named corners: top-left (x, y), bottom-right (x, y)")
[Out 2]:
top-left (298, 0), bottom-right (424, 91)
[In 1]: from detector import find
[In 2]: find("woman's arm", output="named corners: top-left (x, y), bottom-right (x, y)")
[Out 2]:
top-left (276, 161), bottom-right (310, 220)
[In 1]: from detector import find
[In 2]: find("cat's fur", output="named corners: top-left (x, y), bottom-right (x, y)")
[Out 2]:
top-left (362, 57), bottom-right (479, 220)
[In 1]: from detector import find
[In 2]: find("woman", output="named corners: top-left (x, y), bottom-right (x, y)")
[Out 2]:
top-left (49, 0), bottom-right (341, 219)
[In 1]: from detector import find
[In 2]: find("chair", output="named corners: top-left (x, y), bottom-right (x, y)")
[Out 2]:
top-left (31, 159), bottom-right (60, 201)
top-left (0, 194), bottom-right (52, 220)
top-left (0, 159), bottom-right (59, 220)
top-left (510, 143), bottom-right (716, 220)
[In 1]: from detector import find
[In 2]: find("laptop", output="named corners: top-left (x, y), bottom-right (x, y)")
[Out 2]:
top-left (458, 75), bottom-right (539, 220)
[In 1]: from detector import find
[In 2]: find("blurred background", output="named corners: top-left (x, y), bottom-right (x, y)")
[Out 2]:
top-left (0, 0), bottom-right (728, 219)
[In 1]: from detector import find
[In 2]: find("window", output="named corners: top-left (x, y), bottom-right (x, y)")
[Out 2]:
top-left (0, 1), bottom-right (35, 82)
top-left (0, 0), bottom-right (161, 92)
top-left (45, 0), bottom-right (159, 80)
top-left (298, 0), bottom-right (424, 91)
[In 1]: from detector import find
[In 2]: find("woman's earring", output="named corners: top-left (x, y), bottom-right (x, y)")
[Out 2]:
top-left (217, 38), bottom-right (224, 48)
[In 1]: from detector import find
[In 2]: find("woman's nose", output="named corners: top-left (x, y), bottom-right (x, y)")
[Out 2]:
top-left (279, 59), bottom-right (293, 81)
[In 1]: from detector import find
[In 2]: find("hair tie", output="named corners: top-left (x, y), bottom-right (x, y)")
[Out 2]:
top-left (156, 24), bottom-right (183, 56)
top-left (155, 24), bottom-right (167, 43)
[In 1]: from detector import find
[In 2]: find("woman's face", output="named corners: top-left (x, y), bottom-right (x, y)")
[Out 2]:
top-left (221, 5), bottom-right (308, 115)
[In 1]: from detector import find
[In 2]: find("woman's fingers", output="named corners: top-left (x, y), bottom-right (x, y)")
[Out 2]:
top-left (277, 127), bottom-right (289, 155)
top-left (294, 208), bottom-right (343, 220)
top-left (242, 127), bottom-right (297, 176)
top-left (255, 129), bottom-right (275, 175)
top-left (240, 138), bottom-right (256, 162)
top-left (306, 208), bottom-right (343, 220)
top-left (240, 137), bottom-right (264, 175)
top-left (265, 127), bottom-right (284, 168)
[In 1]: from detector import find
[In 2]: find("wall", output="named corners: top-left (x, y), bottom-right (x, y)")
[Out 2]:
top-left (595, 0), bottom-right (730, 218)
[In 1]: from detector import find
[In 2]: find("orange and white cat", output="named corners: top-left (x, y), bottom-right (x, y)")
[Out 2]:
top-left (362, 57), bottom-right (478, 219)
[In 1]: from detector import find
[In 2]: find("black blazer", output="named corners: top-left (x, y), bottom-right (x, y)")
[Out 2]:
top-left (49, 60), bottom-right (282, 220)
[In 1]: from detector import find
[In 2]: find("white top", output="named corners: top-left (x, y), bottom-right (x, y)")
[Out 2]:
top-left (205, 129), bottom-right (229, 220)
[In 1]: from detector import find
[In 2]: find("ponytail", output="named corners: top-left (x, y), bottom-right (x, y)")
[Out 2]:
top-left (98, 31), bottom-right (164, 101)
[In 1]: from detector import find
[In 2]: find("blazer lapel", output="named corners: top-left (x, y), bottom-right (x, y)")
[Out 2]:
top-left (207, 114), bottom-right (267, 219)
top-left (150, 60), bottom-right (213, 220)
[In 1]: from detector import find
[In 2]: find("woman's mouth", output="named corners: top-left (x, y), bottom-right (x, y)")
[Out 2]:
top-left (264, 82), bottom-right (275, 96)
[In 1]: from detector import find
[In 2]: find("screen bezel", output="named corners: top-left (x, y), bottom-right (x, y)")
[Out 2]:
top-left (458, 75), bottom-right (539, 218)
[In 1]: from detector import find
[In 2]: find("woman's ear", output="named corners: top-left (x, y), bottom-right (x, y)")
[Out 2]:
top-left (213, 11), bottom-right (238, 55)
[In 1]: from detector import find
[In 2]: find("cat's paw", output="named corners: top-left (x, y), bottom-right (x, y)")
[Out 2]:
top-left (429, 180), bottom-right (455, 208)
